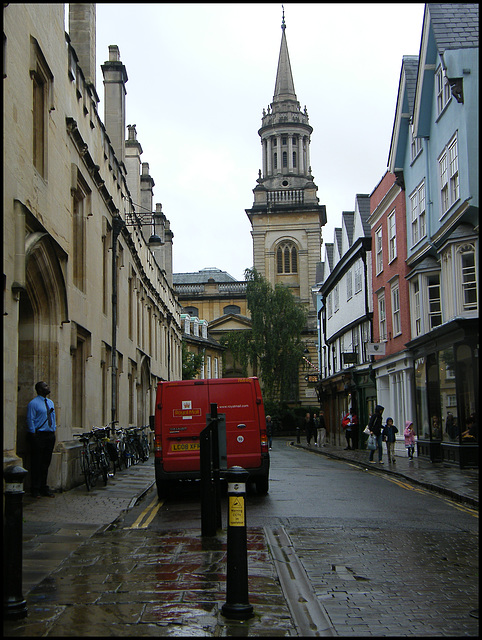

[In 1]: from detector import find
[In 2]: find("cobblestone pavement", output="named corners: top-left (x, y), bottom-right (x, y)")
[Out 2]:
top-left (3, 443), bottom-right (479, 636)
top-left (287, 525), bottom-right (478, 637)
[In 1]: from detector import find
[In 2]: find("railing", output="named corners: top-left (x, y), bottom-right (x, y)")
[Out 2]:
top-left (219, 283), bottom-right (247, 293)
top-left (174, 284), bottom-right (205, 294)
top-left (268, 189), bottom-right (305, 205)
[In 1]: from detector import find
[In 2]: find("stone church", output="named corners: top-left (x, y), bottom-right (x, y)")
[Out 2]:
top-left (178, 13), bottom-right (327, 406)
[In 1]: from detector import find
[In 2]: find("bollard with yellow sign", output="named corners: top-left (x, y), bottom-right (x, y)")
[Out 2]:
top-left (221, 466), bottom-right (254, 620)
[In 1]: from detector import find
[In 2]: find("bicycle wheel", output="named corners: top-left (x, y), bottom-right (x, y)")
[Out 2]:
top-left (80, 449), bottom-right (92, 491)
top-left (98, 449), bottom-right (109, 485)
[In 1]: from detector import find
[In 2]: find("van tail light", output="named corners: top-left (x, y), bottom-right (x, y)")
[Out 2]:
top-left (260, 429), bottom-right (268, 453)
top-left (154, 435), bottom-right (162, 458)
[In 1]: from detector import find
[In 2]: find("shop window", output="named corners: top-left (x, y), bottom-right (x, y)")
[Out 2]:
top-left (414, 358), bottom-right (428, 438)
top-left (457, 344), bottom-right (478, 443)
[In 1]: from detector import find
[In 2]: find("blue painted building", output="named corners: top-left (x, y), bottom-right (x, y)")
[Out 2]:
top-left (389, 3), bottom-right (478, 466)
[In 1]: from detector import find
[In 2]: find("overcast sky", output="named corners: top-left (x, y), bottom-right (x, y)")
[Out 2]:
top-left (92, 3), bottom-right (425, 281)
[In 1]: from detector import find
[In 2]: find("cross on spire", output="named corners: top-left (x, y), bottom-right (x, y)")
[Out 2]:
top-left (281, 5), bottom-right (286, 31)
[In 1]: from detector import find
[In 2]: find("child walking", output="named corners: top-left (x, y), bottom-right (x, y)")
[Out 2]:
top-left (404, 421), bottom-right (415, 459)
top-left (382, 417), bottom-right (398, 464)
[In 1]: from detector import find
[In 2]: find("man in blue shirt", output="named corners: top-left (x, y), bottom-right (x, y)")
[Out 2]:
top-left (27, 381), bottom-right (56, 497)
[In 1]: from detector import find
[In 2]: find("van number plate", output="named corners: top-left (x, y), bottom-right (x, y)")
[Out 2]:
top-left (171, 442), bottom-right (200, 452)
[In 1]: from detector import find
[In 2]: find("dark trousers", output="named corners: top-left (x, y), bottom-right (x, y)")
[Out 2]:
top-left (30, 431), bottom-right (56, 494)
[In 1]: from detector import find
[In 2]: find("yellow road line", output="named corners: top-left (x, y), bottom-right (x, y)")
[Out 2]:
top-left (127, 495), bottom-right (161, 529)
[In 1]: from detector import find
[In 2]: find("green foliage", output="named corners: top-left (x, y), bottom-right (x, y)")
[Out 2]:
top-left (222, 268), bottom-right (307, 404)
top-left (181, 342), bottom-right (204, 380)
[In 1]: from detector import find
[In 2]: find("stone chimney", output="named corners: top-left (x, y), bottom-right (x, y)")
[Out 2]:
top-left (101, 45), bottom-right (128, 167)
top-left (125, 124), bottom-right (142, 211)
top-left (69, 3), bottom-right (96, 86)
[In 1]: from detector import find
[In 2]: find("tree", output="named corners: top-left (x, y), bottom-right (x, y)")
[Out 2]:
top-left (222, 268), bottom-right (307, 404)
top-left (182, 342), bottom-right (204, 380)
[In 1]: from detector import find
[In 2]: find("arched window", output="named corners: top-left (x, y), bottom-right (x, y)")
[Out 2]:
top-left (282, 151), bottom-right (288, 168)
top-left (292, 151), bottom-right (297, 168)
top-left (274, 152), bottom-right (277, 169)
top-left (223, 304), bottom-right (241, 315)
top-left (277, 242), bottom-right (298, 274)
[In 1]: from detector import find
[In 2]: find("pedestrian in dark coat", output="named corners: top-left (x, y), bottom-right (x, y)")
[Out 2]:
top-left (368, 405), bottom-right (384, 464)
top-left (382, 417), bottom-right (398, 464)
top-left (305, 412), bottom-right (315, 445)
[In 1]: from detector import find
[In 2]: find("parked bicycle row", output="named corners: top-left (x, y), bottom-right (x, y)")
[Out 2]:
top-left (73, 424), bottom-right (151, 491)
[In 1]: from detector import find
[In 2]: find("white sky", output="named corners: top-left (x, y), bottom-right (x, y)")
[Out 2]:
top-left (92, 3), bottom-right (425, 281)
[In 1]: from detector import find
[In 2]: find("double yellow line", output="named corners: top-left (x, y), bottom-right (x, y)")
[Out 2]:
top-left (126, 495), bottom-right (163, 529)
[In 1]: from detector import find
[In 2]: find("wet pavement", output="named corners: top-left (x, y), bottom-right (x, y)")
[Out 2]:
top-left (291, 439), bottom-right (479, 508)
top-left (3, 441), bottom-right (478, 637)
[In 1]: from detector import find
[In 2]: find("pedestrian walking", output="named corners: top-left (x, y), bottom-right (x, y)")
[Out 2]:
top-left (266, 415), bottom-right (273, 450)
top-left (317, 409), bottom-right (327, 447)
top-left (341, 408), bottom-right (358, 450)
top-left (367, 405), bottom-right (384, 464)
top-left (26, 381), bottom-right (57, 497)
top-left (312, 413), bottom-right (319, 446)
top-left (305, 412), bottom-right (315, 446)
top-left (382, 417), bottom-right (398, 464)
top-left (404, 421), bottom-right (416, 459)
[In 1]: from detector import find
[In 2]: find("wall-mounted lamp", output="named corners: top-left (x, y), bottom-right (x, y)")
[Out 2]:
top-left (125, 211), bottom-right (164, 247)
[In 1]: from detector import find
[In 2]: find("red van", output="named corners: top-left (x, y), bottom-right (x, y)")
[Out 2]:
top-left (154, 377), bottom-right (270, 498)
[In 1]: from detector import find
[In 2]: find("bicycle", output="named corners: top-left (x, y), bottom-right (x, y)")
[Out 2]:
top-left (123, 427), bottom-right (138, 468)
top-left (138, 425), bottom-right (150, 462)
top-left (91, 426), bottom-right (114, 485)
top-left (74, 431), bottom-right (98, 491)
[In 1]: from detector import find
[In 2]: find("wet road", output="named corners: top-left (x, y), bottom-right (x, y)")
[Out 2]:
top-left (119, 440), bottom-right (479, 636)
top-left (5, 441), bottom-right (478, 636)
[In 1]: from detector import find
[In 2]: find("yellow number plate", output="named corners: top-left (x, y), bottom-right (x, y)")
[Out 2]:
top-left (171, 442), bottom-right (200, 452)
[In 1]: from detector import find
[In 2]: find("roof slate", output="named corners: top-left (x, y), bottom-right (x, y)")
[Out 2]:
top-left (428, 3), bottom-right (479, 52)
top-left (173, 268), bottom-right (238, 284)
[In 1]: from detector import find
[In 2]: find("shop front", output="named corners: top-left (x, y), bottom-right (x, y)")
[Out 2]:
top-left (407, 319), bottom-right (478, 468)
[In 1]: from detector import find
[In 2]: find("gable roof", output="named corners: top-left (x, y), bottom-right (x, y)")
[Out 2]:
top-left (413, 3), bottom-right (479, 136)
top-left (388, 55), bottom-right (420, 172)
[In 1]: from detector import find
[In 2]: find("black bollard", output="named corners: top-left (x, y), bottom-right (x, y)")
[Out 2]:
top-left (3, 465), bottom-right (28, 620)
top-left (221, 466), bottom-right (254, 620)
top-left (296, 426), bottom-right (301, 444)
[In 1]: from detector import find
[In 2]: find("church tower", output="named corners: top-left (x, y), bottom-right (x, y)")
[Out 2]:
top-left (245, 11), bottom-right (326, 336)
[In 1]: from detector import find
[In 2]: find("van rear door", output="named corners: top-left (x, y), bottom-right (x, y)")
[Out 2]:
top-left (160, 380), bottom-right (208, 473)
top-left (207, 378), bottom-right (263, 470)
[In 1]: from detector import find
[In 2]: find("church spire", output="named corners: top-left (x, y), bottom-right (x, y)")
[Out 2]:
top-left (273, 7), bottom-right (297, 104)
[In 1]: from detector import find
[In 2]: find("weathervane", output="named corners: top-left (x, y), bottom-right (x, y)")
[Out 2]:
top-left (281, 5), bottom-right (285, 30)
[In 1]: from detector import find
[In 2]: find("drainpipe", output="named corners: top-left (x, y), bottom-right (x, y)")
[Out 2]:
top-left (111, 216), bottom-right (125, 425)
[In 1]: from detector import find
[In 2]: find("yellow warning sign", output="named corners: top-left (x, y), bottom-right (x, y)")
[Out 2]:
top-left (228, 496), bottom-right (245, 527)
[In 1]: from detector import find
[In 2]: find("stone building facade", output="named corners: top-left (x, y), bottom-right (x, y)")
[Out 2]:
top-left (3, 3), bottom-right (182, 490)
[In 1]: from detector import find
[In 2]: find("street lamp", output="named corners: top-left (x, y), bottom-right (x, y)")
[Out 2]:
top-left (125, 210), bottom-right (164, 247)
